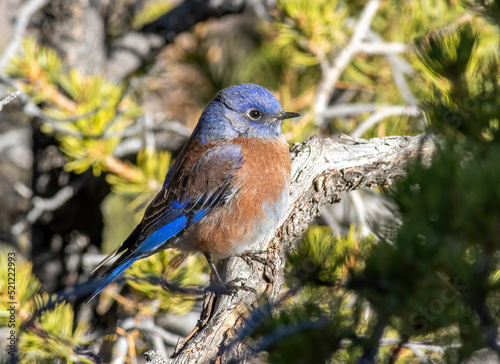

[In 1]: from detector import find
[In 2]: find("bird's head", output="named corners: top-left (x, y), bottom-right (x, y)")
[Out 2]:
top-left (195, 83), bottom-right (300, 141)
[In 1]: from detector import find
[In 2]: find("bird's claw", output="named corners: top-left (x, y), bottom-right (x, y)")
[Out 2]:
top-left (227, 277), bottom-right (257, 296)
top-left (209, 277), bottom-right (256, 296)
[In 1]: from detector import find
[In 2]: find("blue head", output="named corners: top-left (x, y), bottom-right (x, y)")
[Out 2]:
top-left (194, 83), bottom-right (300, 141)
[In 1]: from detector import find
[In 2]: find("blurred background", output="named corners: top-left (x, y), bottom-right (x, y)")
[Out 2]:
top-left (1, 0), bottom-right (500, 363)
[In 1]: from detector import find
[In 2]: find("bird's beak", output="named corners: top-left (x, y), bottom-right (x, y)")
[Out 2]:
top-left (276, 111), bottom-right (301, 120)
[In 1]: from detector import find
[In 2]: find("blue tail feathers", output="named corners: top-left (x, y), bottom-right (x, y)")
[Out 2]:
top-left (87, 216), bottom-right (189, 302)
top-left (87, 256), bottom-right (139, 303)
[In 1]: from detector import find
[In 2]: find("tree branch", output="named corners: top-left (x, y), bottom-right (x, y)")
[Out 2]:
top-left (357, 42), bottom-right (408, 54)
top-left (0, 90), bottom-right (21, 111)
top-left (351, 105), bottom-right (422, 138)
top-left (366, 30), bottom-right (418, 107)
top-left (11, 177), bottom-right (87, 236)
top-left (144, 133), bottom-right (436, 363)
top-left (314, 0), bottom-right (381, 127)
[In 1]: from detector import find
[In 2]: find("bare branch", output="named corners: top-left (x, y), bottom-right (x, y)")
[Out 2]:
top-left (133, 318), bottom-right (182, 348)
top-left (366, 30), bottom-right (418, 106)
top-left (314, 0), bottom-right (381, 126)
top-left (144, 114), bottom-right (156, 154)
top-left (321, 103), bottom-right (405, 118)
top-left (154, 120), bottom-right (192, 139)
top-left (351, 105), bottom-right (422, 138)
top-left (252, 318), bottom-right (329, 354)
top-left (357, 42), bottom-right (408, 54)
top-left (0, 0), bottom-right (50, 74)
top-left (11, 177), bottom-right (87, 236)
top-left (28, 185), bottom-right (76, 219)
top-left (120, 317), bottom-right (182, 351)
top-left (0, 90), bottom-right (21, 111)
top-left (113, 120), bottom-right (192, 156)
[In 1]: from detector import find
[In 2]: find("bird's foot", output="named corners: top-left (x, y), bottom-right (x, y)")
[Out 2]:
top-left (227, 277), bottom-right (257, 296)
top-left (209, 277), bottom-right (256, 296)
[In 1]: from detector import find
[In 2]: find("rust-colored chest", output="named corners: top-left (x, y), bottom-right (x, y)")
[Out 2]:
top-left (190, 137), bottom-right (291, 257)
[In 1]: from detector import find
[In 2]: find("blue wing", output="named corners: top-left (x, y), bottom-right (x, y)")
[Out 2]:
top-left (87, 142), bottom-right (243, 302)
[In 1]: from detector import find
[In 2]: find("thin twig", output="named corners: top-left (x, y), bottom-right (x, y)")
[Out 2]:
top-left (315, 0), bottom-right (381, 126)
top-left (322, 103), bottom-right (399, 118)
top-left (351, 105), bottom-right (422, 138)
top-left (112, 328), bottom-right (129, 364)
top-left (0, 90), bottom-right (21, 111)
top-left (11, 177), bottom-right (87, 236)
top-left (45, 108), bottom-right (101, 122)
top-left (405, 344), bottom-right (434, 363)
top-left (357, 42), bottom-right (408, 54)
top-left (132, 318), bottom-right (182, 347)
top-left (113, 120), bottom-right (192, 157)
top-left (349, 189), bottom-right (370, 236)
top-left (143, 114), bottom-right (156, 154)
top-left (338, 133), bottom-right (370, 144)
top-left (366, 30), bottom-right (418, 106)
top-left (14, 181), bottom-right (33, 199)
top-left (343, 337), bottom-right (445, 362)
top-left (154, 119), bottom-right (192, 138)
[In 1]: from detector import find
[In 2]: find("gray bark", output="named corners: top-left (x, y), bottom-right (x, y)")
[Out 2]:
top-left (145, 133), bottom-right (437, 363)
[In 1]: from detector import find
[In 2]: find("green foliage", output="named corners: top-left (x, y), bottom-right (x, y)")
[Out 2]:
top-left (391, 0), bottom-right (467, 40)
top-left (0, 251), bottom-right (39, 329)
top-left (471, 0), bottom-right (500, 26)
top-left (125, 250), bottom-right (206, 315)
top-left (132, 0), bottom-right (174, 29)
top-left (275, 0), bottom-right (348, 66)
top-left (410, 18), bottom-right (499, 106)
top-left (253, 227), bottom-right (380, 363)
top-left (0, 251), bottom-right (89, 363)
top-left (415, 24), bottom-right (500, 142)
top-left (54, 73), bottom-right (140, 175)
top-left (106, 150), bottom-right (171, 218)
top-left (287, 226), bottom-right (373, 288)
top-left (350, 14), bottom-right (500, 364)
top-left (7, 38), bottom-right (62, 104)
top-left (353, 139), bottom-right (500, 344)
top-left (19, 297), bottom-right (91, 364)
top-left (8, 38), bottom-right (142, 176)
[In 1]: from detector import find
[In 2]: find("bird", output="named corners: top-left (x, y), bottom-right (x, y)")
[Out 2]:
top-left (88, 83), bottom-right (300, 302)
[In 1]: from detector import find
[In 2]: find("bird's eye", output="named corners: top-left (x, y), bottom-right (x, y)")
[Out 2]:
top-left (247, 109), bottom-right (262, 120)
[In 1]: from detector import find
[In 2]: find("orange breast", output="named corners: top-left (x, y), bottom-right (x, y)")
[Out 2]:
top-left (190, 137), bottom-right (291, 257)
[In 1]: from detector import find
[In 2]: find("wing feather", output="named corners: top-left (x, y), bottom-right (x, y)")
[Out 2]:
top-left (88, 141), bottom-right (244, 301)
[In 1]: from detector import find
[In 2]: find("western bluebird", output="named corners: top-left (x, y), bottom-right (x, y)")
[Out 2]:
top-left (88, 83), bottom-right (300, 302)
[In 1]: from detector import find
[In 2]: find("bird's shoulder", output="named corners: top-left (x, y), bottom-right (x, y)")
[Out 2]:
top-left (165, 138), bottom-right (243, 191)
top-left (139, 138), bottom-right (244, 239)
